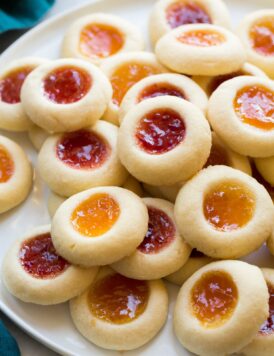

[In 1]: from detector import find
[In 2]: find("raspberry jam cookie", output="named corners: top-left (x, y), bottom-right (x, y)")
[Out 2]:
top-left (47, 191), bottom-right (66, 218)
top-left (254, 156), bottom-right (274, 187)
top-left (119, 73), bottom-right (208, 123)
top-left (174, 165), bottom-right (274, 259)
top-left (0, 135), bottom-right (32, 214)
top-left (28, 124), bottom-right (49, 151)
top-left (208, 76), bottom-right (274, 157)
top-left (155, 24), bottom-right (246, 76)
top-left (2, 225), bottom-right (98, 305)
top-left (100, 52), bottom-right (166, 125)
top-left (38, 121), bottom-right (128, 197)
top-left (70, 267), bottom-right (168, 350)
top-left (174, 260), bottom-right (269, 356)
top-left (21, 58), bottom-right (112, 133)
top-left (118, 96), bottom-right (211, 186)
top-left (0, 57), bottom-right (47, 132)
top-left (238, 10), bottom-right (274, 79)
top-left (149, 0), bottom-right (231, 45)
top-left (62, 13), bottom-right (144, 65)
top-left (112, 198), bottom-right (191, 280)
top-left (51, 187), bottom-right (148, 267)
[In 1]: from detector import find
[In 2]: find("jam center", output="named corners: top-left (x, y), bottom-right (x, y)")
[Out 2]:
top-left (43, 66), bottom-right (92, 104)
top-left (71, 193), bottom-right (120, 237)
top-left (135, 108), bottom-right (185, 154)
top-left (260, 283), bottom-right (274, 335)
top-left (178, 29), bottom-right (225, 47)
top-left (56, 130), bottom-right (109, 169)
top-left (138, 206), bottom-right (176, 254)
top-left (203, 183), bottom-right (255, 232)
top-left (138, 83), bottom-right (186, 102)
top-left (0, 146), bottom-right (14, 183)
top-left (88, 273), bottom-right (149, 324)
top-left (191, 271), bottom-right (238, 327)
top-left (19, 233), bottom-right (69, 279)
top-left (166, 1), bottom-right (211, 29)
top-left (204, 143), bottom-right (229, 168)
top-left (234, 85), bottom-right (274, 131)
top-left (250, 20), bottom-right (274, 56)
top-left (0, 66), bottom-right (33, 104)
top-left (80, 23), bottom-right (124, 58)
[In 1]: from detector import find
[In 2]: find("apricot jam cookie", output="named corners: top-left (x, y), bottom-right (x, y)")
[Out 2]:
top-left (155, 24), bottom-right (246, 76)
top-left (238, 10), bottom-right (274, 79)
top-left (118, 96), bottom-right (211, 186)
top-left (28, 124), bottom-right (49, 151)
top-left (62, 13), bottom-right (144, 65)
top-left (174, 260), bottom-right (269, 356)
top-left (0, 57), bottom-right (47, 132)
top-left (47, 191), bottom-right (66, 218)
top-left (2, 225), bottom-right (98, 305)
top-left (112, 198), bottom-right (191, 280)
top-left (174, 165), bottom-right (274, 259)
top-left (100, 51), bottom-right (167, 125)
top-left (119, 73), bottom-right (208, 123)
top-left (241, 268), bottom-right (274, 356)
top-left (51, 187), bottom-right (148, 267)
top-left (70, 267), bottom-right (168, 350)
top-left (254, 156), bottom-right (274, 187)
top-left (208, 76), bottom-right (274, 157)
top-left (38, 121), bottom-right (128, 197)
top-left (21, 58), bottom-right (112, 133)
top-left (0, 135), bottom-right (32, 214)
top-left (149, 0), bottom-right (231, 45)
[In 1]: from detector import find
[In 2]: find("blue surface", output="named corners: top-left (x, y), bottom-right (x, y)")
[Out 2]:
top-left (0, 320), bottom-right (20, 356)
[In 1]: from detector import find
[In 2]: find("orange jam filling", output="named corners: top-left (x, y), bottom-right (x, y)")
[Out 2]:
top-left (234, 85), bottom-right (274, 131)
top-left (250, 20), bottom-right (274, 56)
top-left (260, 283), bottom-right (274, 335)
top-left (138, 82), bottom-right (186, 102)
top-left (166, 1), bottom-right (211, 29)
top-left (178, 29), bottom-right (225, 47)
top-left (204, 143), bottom-right (229, 168)
top-left (111, 63), bottom-right (160, 106)
top-left (208, 70), bottom-right (245, 95)
top-left (0, 145), bottom-right (14, 183)
top-left (71, 193), bottom-right (120, 237)
top-left (203, 183), bottom-right (255, 232)
top-left (80, 23), bottom-right (124, 59)
top-left (88, 273), bottom-right (149, 324)
top-left (191, 271), bottom-right (238, 327)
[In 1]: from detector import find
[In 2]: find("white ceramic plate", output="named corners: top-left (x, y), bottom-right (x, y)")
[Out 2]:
top-left (0, 0), bottom-right (274, 355)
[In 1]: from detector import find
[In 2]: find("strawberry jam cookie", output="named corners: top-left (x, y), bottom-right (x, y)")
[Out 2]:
top-left (2, 225), bottom-right (98, 305)
top-left (0, 135), bottom-right (32, 214)
top-left (51, 187), bottom-right (148, 267)
top-left (174, 165), bottom-right (274, 259)
top-left (0, 57), bottom-right (47, 132)
top-left (21, 58), bottom-right (112, 133)
top-left (119, 73), bottom-right (208, 123)
top-left (155, 24), bottom-right (246, 76)
top-left (62, 13), bottom-right (144, 65)
top-left (254, 156), bottom-right (274, 187)
top-left (28, 124), bottom-right (49, 151)
top-left (149, 0), bottom-right (231, 45)
top-left (208, 76), bottom-right (274, 157)
top-left (38, 121), bottom-right (128, 197)
top-left (238, 10), bottom-right (274, 79)
top-left (174, 260), bottom-right (269, 356)
top-left (100, 51), bottom-right (166, 125)
top-left (118, 96), bottom-right (211, 186)
top-left (112, 198), bottom-right (191, 280)
top-left (70, 267), bottom-right (168, 350)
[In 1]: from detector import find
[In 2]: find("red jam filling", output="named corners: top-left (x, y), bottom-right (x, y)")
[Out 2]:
top-left (250, 20), bottom-right (274, 56)
top-left (204, 143), bottom-right (229, 168)
top-left (260, 283), bottom-right (274, 334)
top-left (19, 233), bottom-right (69, 279)
top-left (138, 83), bottom-right (186, 102)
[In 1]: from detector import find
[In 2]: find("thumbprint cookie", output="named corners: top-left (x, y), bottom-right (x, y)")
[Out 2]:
top-left (100, 51), bottom-right (167, 125)
top-left (149, 0), bottom-right (231, 45)
top-left (38, 121), bottom-right (128, 197)
top-left (238, 10), bottom-right (274, 79)
top-left (254, 156), bottom-right (274, 187)
top-left (112, 198), bottom-right (191, 280)
top-left (0, 57), bottom-right (47, 132)
top-left (155, 24), bottom-right (246, 76)
top-left (2, 225), bottom-right (98, 305)
top-left (118, 96), bottom-right (211, 186)
top-left (208, 76), bottom-right (274, 157)
top-left (242, 268), bottom-right (274, 356)
top-left (119, 73), bottom-right (208, 123)
top-left (174, 165), bottom-right (274, 259)
top-left (0, 135), bottom-right (32, 213)
top-left (51, 187), bottom-right (148, 267)
top-left (70, 267), bottom-right (168, 350)
top-left (174, 260), bottom-right (269, 356)
top-left (62, 13), bottom-right (144, 65)
top-left (28, 124), bottom-right (49, 151)
top-left (47, 191), bottom-right (66, 218)
top-left (21, 58), bottom-right (112, 133)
